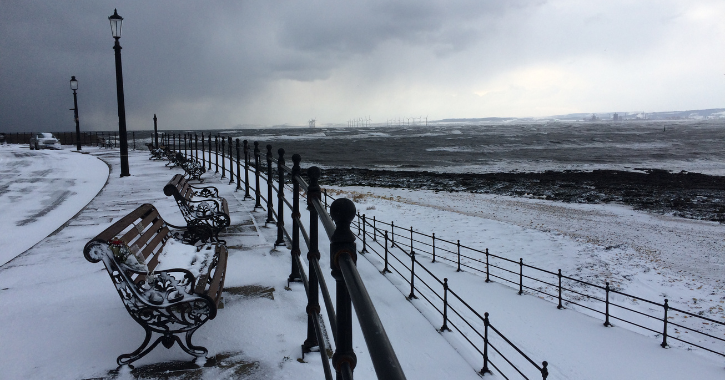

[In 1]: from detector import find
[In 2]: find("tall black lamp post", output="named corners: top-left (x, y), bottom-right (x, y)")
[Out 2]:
top-left (69, 76), bottom-right (81, 151)
top-left (109, 9), bottom-right (130, 177)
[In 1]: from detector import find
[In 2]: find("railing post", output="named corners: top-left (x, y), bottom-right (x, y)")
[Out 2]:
top-left (557, 269), bottom-right (563, 309)
top-left (357, 212), bottom-right (361, 236)
top-left (208, 135), bottom-right (212, 171)
top-left (288, 154), bottom-right (302, 283)
top-left (236, 139), bottom-right (242, 190)
top-left (266, 145), bottom-right (275, 225)
top-left (254, 142), bottom-right (262, 210)
top-left (383, 231), bottom-right (391, 274)
top-left (303, 166), bottom-right (322, 353)
top-left (661, 299), bottom-right (669, 348)
top-left (275, 148), bottom-right (286, 247)
top-left (604, 282), bottom-right (611, 327)
top-left (132, 131), bottom-right (135, 150)
top-left (195, 134), bottom-right (199, 161)
top-left (324, 189), bottom-right (328, 209)
top-left (153, 114), bottom-right (158, 148)
top-left (485, 248), bottom-right (490, 282)
top-left (541, 361), bottom-right (549, 380)
top-left (373, 216), bottom-right (376, 241)
top-left (183, 133), bottom-right (187, 158)
top-left (481, 312), bottom-right (490, 375)
top-left (329, 199), bottom-right (358, 378)
top-left (228, 136), bottom-right (234, 184)
top-left (391, 221), bottom-right (395, 248)
top-left (173, 133), bottom-right (176, 152)
top-left (214, 135), bottom-right (219, 173)
top-left (220, 137), bottom-right (226, 179)
top-left (243, 140), bottom-right (251, 199)
top-left (432, 233), bottom-right (436, 263)
top-left (407, 250), bottom-right (417, 300)
top-left (456, 240), bottom-right (461, 272)
top-left (201, 133), bottom-right (205, 166)
top-left (440, 278), bottom-right (451, 332)
top-left (361, 214), bottom-right (368, 253)
top-left (518, 258), bottom-right (524, 295)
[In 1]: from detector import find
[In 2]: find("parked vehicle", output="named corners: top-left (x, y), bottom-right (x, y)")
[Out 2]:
top-left (29, 133), bottom-right (62, 150)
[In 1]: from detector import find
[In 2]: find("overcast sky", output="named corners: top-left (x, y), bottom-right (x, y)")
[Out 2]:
top-left (1, 0), bottom-right (723, 132)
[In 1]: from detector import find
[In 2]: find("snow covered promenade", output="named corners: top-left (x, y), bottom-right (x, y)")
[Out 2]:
top-left (0, 144), bottom-right (722, 379)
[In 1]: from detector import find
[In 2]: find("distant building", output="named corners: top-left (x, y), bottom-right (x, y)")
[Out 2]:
top-left (613, 113), bottom-right (619, 121)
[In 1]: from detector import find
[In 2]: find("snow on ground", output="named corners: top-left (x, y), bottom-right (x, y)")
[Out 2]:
top-left (322, 186), bottom-right (725, 365)
top-left (0, 145), bottom-right (108, 265)
top-left (0, 145), bottom-right (723, 379)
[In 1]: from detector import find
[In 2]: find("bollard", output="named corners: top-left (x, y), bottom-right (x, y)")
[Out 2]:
top-left (254, 142), bottom-right (262, 209)
top-left (329, 198), bottom-right (358, 379)
top-left (236, 139), bottom-right (242, 190)
top-left (440, 278), bottom-right (451, 332)
top-left (288, 154), bottom-right (302, 283)
top-left (604, 282), bottom-right (611, 327)
top-left (275, 148), bottom-right (286, 246)
top-left (266, 145), bottom-right (275, 224)
top-left (244, 140), bottom-right (251, 199)
top-left (557, 269), bottom-right (563, 309)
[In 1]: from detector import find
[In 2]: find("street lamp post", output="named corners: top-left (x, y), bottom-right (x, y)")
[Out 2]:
top-left (109, 9), bottom-right (130, 177)
top-left (69, 76), bottom-right (81, 151)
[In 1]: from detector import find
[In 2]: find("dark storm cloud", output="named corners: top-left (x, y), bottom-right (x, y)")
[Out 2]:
top-left (0, 1), bottom-right (722, 131)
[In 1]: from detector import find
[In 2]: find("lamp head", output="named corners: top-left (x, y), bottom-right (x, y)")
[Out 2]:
top-left (70, 76), bottom-right (78, 91)
top-left (108, 9), bottom-right (123, 38)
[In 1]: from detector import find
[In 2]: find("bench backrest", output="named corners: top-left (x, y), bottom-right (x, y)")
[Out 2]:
top-left (84, 204), bottom-right (171, 281)
top-left (163, 174), bottom-right (195, 202)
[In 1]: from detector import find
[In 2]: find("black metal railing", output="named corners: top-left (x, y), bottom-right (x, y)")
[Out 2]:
top-left (353, 214), bottom-right (725, 359)
top-left (175, 137), bottom-right (407, 380)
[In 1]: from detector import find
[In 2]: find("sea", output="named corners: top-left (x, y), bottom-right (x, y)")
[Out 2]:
top-left (133, 120), bottom-right (725, 175)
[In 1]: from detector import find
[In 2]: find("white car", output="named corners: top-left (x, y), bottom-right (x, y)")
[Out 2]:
top-left (30, 133), bottom-right (62, 150)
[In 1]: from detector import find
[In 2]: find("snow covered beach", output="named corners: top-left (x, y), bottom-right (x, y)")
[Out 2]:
top-left (0, 144), bottom-right (722, 379)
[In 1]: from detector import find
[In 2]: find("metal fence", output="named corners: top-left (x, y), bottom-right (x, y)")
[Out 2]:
top-left (354, 213), bottom-right (725, 360)
top-left (166, 132), bottom-right (551, 379)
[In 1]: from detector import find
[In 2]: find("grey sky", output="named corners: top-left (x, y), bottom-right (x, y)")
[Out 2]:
top-left (1, 0), bottom-right (723, 131)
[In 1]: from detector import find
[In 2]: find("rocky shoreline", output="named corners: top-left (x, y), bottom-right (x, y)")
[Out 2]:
top-left (318, 168), bottom-right (725, 223)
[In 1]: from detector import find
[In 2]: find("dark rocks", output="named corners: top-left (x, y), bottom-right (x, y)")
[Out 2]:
top-left (319, 168), bottom-right (725, 223)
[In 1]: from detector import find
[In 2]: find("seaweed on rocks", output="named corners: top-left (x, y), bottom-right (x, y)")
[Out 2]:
top-left (318, 168), bottom-right (725, 223)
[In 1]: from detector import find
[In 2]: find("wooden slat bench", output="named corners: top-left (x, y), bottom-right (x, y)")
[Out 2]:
top-left (145, 143), bottom-right (167, 160)
top-left (83, 203), bottom-right (228, 367)
top-left (175, 152), bottom-right (207, 182)
top-left (164, 174), bottom-right (230, 244)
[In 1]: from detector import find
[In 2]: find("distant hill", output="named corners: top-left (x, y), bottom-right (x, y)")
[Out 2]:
top-left (436, 108), bottom-right (725, 123)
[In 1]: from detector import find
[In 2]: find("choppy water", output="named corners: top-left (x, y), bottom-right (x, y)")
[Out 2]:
top-left (138, 120), bottom-right (725, 175)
